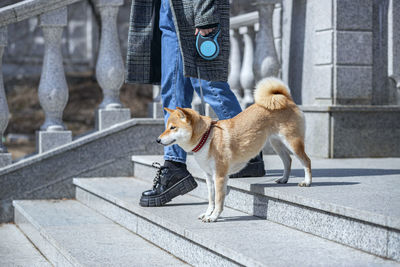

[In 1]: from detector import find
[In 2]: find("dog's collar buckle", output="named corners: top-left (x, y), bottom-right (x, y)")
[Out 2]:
top-left (192, 126), bottom-right (212, 153)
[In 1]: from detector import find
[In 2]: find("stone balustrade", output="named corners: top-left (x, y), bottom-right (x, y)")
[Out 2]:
top-left (0, 0), bottom-right (129, 167)
top-left (229, 1), bottom-right (282, 108)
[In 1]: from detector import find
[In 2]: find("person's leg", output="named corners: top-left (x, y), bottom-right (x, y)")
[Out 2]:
top-left (140, 0), bottom-right (197, 207)
top-left (190, 79), bottom-right (242, 120)
top-left (160, 0), bottom-right (193, 164)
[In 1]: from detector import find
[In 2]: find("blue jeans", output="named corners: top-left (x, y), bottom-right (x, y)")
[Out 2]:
top-left (159, 0), bottom-right (242, 163)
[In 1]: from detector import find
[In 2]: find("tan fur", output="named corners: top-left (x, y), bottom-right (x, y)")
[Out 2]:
top-left (159, 78), bottom-right (312, 222)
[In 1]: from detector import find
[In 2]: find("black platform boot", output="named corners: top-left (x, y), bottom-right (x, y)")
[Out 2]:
top-left (229, 152), bottom-right (265, 178)
top-left (140, 161), bottom-right (198, 207)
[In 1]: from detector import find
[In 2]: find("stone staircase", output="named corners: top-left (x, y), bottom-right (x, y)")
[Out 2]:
top-left (2, 155), bottom-right (399, 266)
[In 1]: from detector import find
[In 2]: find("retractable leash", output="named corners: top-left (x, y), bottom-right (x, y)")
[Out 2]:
top-left (196, 25), bottom-right (221, 115)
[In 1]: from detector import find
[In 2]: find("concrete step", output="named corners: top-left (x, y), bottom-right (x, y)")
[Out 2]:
top-left (131, 155), bottom-right (400, 262)
top-left (0, 223), bottom-right (51, 266)
top-left (73, 177), bottom-right (398, 266)
top-left (13, 199), bottom-right (187, 266)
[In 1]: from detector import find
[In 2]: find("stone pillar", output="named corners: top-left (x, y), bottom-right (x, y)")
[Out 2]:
top-left (37, 7), bottom-right (72, 154)
top-left (228, 29), bottom-right (243, 106)
top-left (0, 27), bottom-right (11, 167)
top-left (95, 0), bottom-right (130, 130)
top-left (299, 0), bottom-right (400, 158)
top-left (254, 0), bottom-right (281, 80)
top-left (240, 26), bottom-right (256, 108)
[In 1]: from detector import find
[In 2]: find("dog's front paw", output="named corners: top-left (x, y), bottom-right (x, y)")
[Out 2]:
top-left (275, 176), bottom-right (288, 184)
top-left (201, 215), bottom-right (218, 223)
top-left (298, 181), bottom-right (311, 187)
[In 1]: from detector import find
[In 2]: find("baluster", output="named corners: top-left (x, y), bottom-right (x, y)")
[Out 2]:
top-left (254, 0), bottom-right (281, 80)
top-left (95, 0), bottom-right (130, 130)
top-left (37, 7), bottom-right (72, 154)
top-left (151, 85), bottom-right (163, 118)
top-left (0, 26), bottom-right (11, 167)
top-left (228, 29), bottom-right (243, 107)
top-left (240, 26), bottom-right (256, 107)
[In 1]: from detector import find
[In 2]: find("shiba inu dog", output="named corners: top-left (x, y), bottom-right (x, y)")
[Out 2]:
top-left (157, 78), bottom-right (312, 222)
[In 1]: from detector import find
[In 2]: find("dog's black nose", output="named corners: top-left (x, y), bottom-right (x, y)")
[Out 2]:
top-left (156, 138), bottom-right (161, 143)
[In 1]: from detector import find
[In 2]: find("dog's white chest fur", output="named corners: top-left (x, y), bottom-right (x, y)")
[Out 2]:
top-left (192, 136), bottom-right (215, 176)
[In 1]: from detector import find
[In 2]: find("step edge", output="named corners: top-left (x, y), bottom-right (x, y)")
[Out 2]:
top-left (73, 178), bottom-right (269, 267)
top-left (12, 200), bottom-right (82, 267)
top-left (131, 157), bottom-right (400, 230)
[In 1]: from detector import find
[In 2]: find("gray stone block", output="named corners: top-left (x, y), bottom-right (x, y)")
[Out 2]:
top-left (131, 155), bottom-right (400, 261)
top-left (314, 31), bottom-right (333, 65)
top-left (36, 130), bottom-right (72, 154)
top-left (76, 186), bottom-right (236, 266)
top-left (95, 108), bottom-right (131, 130)
top-left (0, 119), bottom-right (164, 222)
top-left (336, 31), bottom-right (373, 65)
top-left (332, 107), bottom-right (400, 157)
top-left (336, 0), bottom-right (373, 30)
top-left (313, 0), bottom-right (333, 31)
top-left (14, 200), bottom-right (186, 266)
top-left (303, 111), bottom-right (330, 158)
top-left (388, 230), bottom-right (400, 262)
top-left (335, 66), bottom-right (373, 104)
top-left (74, 177), bottom-right (397, 265)
top-left (311, 65), bottom-right (333, 104)
top-left (0, 153), bottom-right (12, 168)
top-left (0, 224), bottom-right (51, 267)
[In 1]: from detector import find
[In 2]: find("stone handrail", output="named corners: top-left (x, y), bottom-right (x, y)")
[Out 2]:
top-left (0, 0), bottom-right (82, 27)
top-left (0, 0), bottom-right (130, 167)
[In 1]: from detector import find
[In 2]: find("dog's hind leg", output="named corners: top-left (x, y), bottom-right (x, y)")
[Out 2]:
top-left (286, 137), bottom-right (312, 187)
top-left (198, 173), bottom-right (215, 220)
top-left (270, 136), bottom-right (292, 184)
top-left (202, 173), bottom-right (228, 223)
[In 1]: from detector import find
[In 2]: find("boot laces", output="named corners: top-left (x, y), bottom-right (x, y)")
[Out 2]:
top-left (152, 162), bottom-right (168, 188)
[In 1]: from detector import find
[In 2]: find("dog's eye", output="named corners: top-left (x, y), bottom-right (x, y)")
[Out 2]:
top-left (170, 126), bottom-right (176, 130)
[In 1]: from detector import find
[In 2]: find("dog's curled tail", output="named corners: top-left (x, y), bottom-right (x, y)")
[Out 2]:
top-left (254, 78), bottom-right (293, 110)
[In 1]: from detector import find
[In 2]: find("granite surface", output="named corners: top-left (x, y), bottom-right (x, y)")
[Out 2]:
top-left (132, 155), bottom-right (400, 229)
top-left (0, 119), bottom-right (164, 223)
top-left (132, 155), bottom-right (400, 260)
top-left (36, 130), bottom-right (72, 154)
top-left (95, 108), bottom-right (131, 130)
top-left (13, 199), bottom-right (187, 266)
top-left (0, 223), bottom-right (51, 266)
top-left (0, 153), bottom-right (11, 168)
top-left (74, 177), bottom-right (398, 266)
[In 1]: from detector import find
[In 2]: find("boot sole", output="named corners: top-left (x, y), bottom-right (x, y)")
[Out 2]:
top-left (139, 174), bottom-right (198, 207)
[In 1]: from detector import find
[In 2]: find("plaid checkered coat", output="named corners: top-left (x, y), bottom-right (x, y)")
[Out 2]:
top-left (125, 0), bottom-right (230, 84)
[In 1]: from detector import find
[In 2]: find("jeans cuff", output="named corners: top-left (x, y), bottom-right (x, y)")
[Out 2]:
top-left (164, 155), bottom-right (186, 164)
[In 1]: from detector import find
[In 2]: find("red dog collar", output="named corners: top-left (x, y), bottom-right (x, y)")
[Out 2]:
top-left (192, 127), bottom-right (212, 153)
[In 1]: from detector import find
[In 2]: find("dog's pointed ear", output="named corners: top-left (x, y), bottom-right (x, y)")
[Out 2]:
top-left (164, 107), bottom-right (174, 114)
top-left (176, 107), bottom-right (191, 121)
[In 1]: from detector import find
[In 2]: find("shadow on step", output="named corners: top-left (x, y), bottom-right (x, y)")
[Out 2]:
top-left (217, 215), bottom-right (262, 222)
top-left (268, 168), bottom-right (400, 178)
top-left (164, 201), bottom-right (208, 207)
top-left (255, 181), bottom-right (360, 187)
